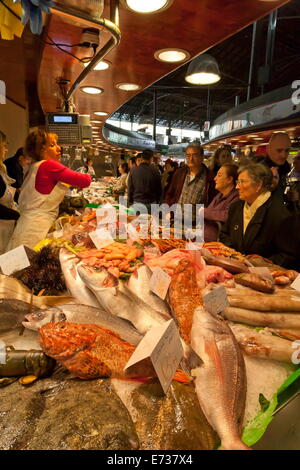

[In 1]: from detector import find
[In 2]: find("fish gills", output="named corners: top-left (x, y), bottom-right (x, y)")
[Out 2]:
top-left (191, 307), bottom-right (250, 450)
top-left (168, 259), bottom-right (202, 343)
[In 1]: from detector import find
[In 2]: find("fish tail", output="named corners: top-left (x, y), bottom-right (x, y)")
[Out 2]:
top-left (114, 376), bottom-right (153, 384)
top-left (173, 369), bottom-right (192, 384)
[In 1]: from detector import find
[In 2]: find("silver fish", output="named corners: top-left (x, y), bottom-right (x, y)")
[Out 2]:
top-left (191, 306), bottom-right (250, 450)
top-left (59, 249), bottom-right (100, 308)
top-left (127, 265), bottom-right (171, 318)
top-left (23, 304), bottom-right (142, 346)
top-left (77, 265), bottom-right (166, 335)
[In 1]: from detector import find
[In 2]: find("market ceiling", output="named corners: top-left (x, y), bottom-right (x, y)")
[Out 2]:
top-left (0, 0), bottom-right (292, 149)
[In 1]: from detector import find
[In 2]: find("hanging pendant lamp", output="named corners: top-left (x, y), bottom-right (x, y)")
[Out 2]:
top-left (185, 54), bottom-right (221, 85)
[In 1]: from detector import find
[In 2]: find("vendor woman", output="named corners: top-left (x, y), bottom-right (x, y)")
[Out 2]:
top-left (0, 130), bottom-right (20, 254)
top-left (8, 129), bottom-right (91, 250)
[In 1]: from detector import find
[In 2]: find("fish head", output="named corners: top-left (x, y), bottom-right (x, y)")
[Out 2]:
top-left (38, 321), bottom-right (97, 360)
top-left (22, 307), bottom-right (67, 331)
top-left (78, 265), bottom-right (118, 289)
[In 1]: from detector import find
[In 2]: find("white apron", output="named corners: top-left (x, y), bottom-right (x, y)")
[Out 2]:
top-left (0, 166), bottom-right (17, 255)
top-left (8, 161), bottom-right (68, 250)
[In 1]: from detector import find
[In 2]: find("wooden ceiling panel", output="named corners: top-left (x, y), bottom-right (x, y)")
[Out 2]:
top-left (38, 0), bottom-right (290, 118)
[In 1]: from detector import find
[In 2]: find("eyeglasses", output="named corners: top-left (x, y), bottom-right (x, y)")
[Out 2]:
top-left (236, 179), bottom-right (251, 186)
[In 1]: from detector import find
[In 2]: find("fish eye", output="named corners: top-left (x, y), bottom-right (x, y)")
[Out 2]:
top-left (58, 313), bottom-right (67, 321)
top-left (59, 324), bottom-right (66, 329)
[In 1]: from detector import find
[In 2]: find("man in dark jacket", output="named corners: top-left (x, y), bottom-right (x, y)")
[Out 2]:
top-left (128, 149), bottom-right (162, 212)
top-left (260, 132), bottom-right (291, 199)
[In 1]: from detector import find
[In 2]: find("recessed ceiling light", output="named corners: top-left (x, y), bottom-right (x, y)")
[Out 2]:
top-left (116, 82), bottom-right (140, 91)
top-left (121, 0), bottom-right (173, 13)
top-left (83, 60), bottom-right (110, 71)
top-left (94, 112), bottom-right (108, 116)
top-left (91, 120), bottom-right (102, 123)
top-left (154, 48), bottom-right (190, 63)
top-left (254, 137), bottom-right (264, 140)
top-left (80, 86), bottom-right (104, 95)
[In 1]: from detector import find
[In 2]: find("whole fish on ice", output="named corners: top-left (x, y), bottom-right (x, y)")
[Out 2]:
top-left (39, 321), bottom-right (189, 383)
top-left (191, 306), bottom-right (250, 450)
top-left (23, 303), bottom-right (142, 346)
top-left (59, 249), bottom-right (100, 308)
top-left (78, 265), bottom-right (166, 334)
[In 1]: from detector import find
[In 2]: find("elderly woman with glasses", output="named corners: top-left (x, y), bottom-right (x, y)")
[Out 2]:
top-left (219, 163), bottom-right (297, 268)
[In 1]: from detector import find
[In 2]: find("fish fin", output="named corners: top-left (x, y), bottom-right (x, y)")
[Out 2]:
top-left (204, 338), bottom-right (225, 385)
top-left (173, 369), bottom-right (192, 384)
top-left (186, 347), bottom-right (203, 369)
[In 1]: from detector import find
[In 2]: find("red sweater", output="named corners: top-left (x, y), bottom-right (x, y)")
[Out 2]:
top-left (35, 160), bottom-right (91, 194)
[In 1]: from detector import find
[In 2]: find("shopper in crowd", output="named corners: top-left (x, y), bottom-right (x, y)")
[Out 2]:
top-left (113, 162), bottom-right (128, 196)
top-left (179, 161), bottom-right (186, 168)
top-left (8, 129), bottom-right (91, 250)
top-left (85, 158), bottom-right (95, 176)
top-left (4, 147), bottom-right (31, 201)
top-left (219, 163), bottom-right (297, 268)
top-left (210, 145), bottom-right (233, 176)
top-left (284, 154), bottom-right (300, 212)
top-left (136, 153), bottom-right (143, 166)
top-left (128, 149), bottom-right (162, 212)
top-left (164, 144), bottom-right (216, 224)
top-left (125, 156), bottom-right (137, 195)
top-left (152, 154), bottom-right (164, 174)
top-left (161, 159), bottom-right (178, 198)
top-left (203, 163), bottom-right (239, 242)
top-left (261, 131), bottom-right (291, 199)
top-left (0, 131), bottom-right (20, 254)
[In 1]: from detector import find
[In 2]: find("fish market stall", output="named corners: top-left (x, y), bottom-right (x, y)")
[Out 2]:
top-left (0, 209), bottom-right (300, 450)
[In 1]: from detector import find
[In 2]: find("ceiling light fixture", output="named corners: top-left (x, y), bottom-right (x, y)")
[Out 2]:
top-left (80, 86), bottom-right (104, 95)
top-left (94, 112), bottom-right (108, 116)
top-left (91, 120), bottom-right (102, 123)
top-left (83, 60), bottom-right (111, 71)
top-left (121, 0), bottom-right (173, 13)
top-left (185, 54), bottom-right (221, 85)
top-left (154, 48), bottom-right (190, 63)
top-left (116, 82), bottom-right (140, 91)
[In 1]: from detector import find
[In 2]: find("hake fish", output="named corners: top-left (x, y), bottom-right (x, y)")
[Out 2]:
top-left (191, 307), bottom-right (250, 450)
top-left (127, 265), bottom-right (171, 318)
top-left (23, 304), bottom-right (143, 346)
top-left (77, 265), bottom-right (166, 335)
top-left (59, 249), bottom-right (100, 308)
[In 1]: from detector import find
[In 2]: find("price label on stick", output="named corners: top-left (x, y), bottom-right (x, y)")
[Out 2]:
top-left (150, 267), bottom-right (171, 300)
top-left (249, 266), bottom-right (273, 281)
top-left (0, 245), bottom-right (31, 276)
top-left (124, 319), bottom-right (183, 394)
top-left (89, 228), bottom-right (113, 249)
top-left (203, 285), bottom-right (229, 315)
top-left (291, 274), bottom-right (300, 292)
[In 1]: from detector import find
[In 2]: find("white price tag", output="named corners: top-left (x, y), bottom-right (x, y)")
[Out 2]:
top-left (125, 319), bottom-right (183, 394)
top-left (203, 285), bottom-right (229, 315)
top-left (150, 267), bottom-right (171, 300)
top-left (89, 228), bottom-right (113, 249)
top-left (249, 266), bottom-right (273, 281)
top-left (185, 242), bottom-right (199, 250)
top-left (0, 245), bottom-right (31, 276)
top-left (127, 223), bottom-right (140, 241)
top-left (291, 274), bottom-right (300, 292)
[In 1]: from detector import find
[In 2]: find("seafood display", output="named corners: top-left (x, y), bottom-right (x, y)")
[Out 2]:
top-left (234, 272), bottom-right (275, 293)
